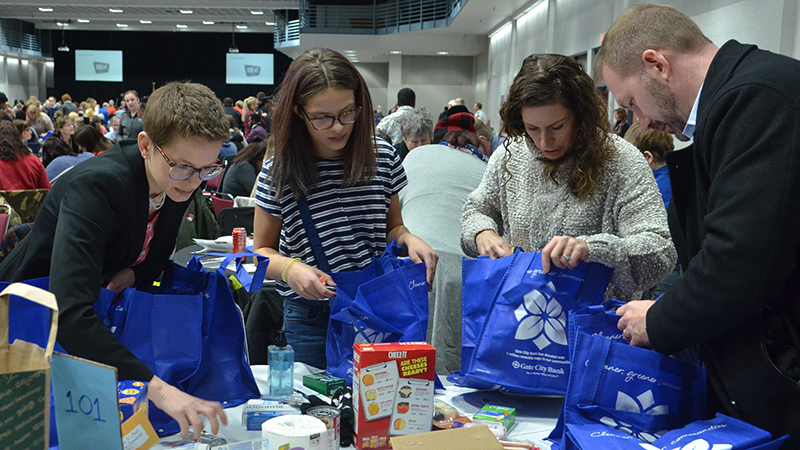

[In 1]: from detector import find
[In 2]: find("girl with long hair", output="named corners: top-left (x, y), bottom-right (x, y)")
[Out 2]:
top-left (461, 54), bottom-right (676, 301)
top-left (253, 48), bottom-right (437, 368)
top-left (0, 120), bottom-right (50, 190)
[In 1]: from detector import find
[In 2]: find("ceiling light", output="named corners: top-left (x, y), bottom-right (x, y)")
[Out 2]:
top-left (390, 51), bottom-right (402, 54)
top-left (38, 7), bottom-right (53, 12)
top-left (176, 24), bottom-right (187, 28)
top-left (250, 10), bottom-right (264, 15)
top-left (139, 20), bottom-right (151, 24)
top-left (437, 51), bottom-right (449, 55)
top-left (236, 24), bottom-right (248, 29)
top-left (56, 22), bottom-right (65, 27)
top-left (109, 8), bottom-right (123, 13)
top-left (116, 23), bottom-right (128, 28)
top-left (77, 19), bottom-right (90, 23)
top-left (265, 22), bottom-right (275, 26)
top-left (203, 21), bottom-right (215, 25)
top-left (179, 10), bottom-right (193, 14)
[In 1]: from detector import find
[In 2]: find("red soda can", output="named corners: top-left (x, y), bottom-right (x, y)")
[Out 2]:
top-left (232, 227), bottom-right (247, 262)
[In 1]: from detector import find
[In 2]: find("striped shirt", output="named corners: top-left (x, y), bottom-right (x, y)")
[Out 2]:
top-left (255, 139), bottom-right (407, 300)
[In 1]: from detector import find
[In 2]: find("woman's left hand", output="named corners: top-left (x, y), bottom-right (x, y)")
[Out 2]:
top-left (402, 234), bottom-right (439, 290)
top-left (105, 267), bottom-right (135, 295)
top-left (541, 236), bottom-right (589, 273)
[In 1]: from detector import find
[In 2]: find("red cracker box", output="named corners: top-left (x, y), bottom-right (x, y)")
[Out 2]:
top-left (352, 342), bottom-right (436, 449)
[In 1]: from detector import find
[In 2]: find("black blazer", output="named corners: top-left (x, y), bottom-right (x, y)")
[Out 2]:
top-left (0, 142), bottom-right (191, 381)
top-left (649, 41), bottom-right (800, 442)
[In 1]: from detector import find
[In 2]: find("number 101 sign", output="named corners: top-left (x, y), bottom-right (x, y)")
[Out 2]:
top-left (51, 353), bottom-right (123, 450)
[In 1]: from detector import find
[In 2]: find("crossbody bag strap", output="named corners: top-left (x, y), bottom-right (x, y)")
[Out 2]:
top-left (296, 195), bottom-right (331, 274)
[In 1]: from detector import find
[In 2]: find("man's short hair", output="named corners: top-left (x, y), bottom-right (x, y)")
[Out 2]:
top-left (397, 88), bottom-right (415, 107)
top-left (634, 129), bottom-right (674, 163)
top-left (475, 102), bottom-right (482, 110)
top-left (143, 82), bottom-right (229, 148)
top-left (595, 4), bottom-right (712, 79)
top-left (223, 97), bottom-right (234, 107)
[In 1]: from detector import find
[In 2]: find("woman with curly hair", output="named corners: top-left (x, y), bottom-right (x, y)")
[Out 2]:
top-left (0, 120), bottom-right (50, 190)
top-left (41, 115), bottom-right (79, 168)
top-left (460, 54), bottom-right (676, 300)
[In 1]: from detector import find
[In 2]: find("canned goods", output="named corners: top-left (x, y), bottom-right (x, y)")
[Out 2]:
top-left (233, 227), bottom-right (247, 261)
top-left (307, 405), bottom-right (341, 450)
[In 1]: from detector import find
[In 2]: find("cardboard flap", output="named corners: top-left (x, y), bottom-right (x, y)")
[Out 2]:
top-left (390, 425), bottom-right (504, 450)
top-left (0, 283), bottom-right (59, 359)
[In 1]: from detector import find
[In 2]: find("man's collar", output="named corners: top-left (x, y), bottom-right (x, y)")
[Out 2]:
top-left (681, 84), bottom-right (703, 140)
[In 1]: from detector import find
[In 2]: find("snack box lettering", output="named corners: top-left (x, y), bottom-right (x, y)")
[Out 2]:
top-left (472, 405), bottom-right (516, 432)
top-left (353, 342), bottom-right (436, 450)
top-left (303, 372), bottom-right (347, 396)
top-left (241, 399), bottom-right (301, 431)
top-left (117, 380), bottom-right (148, 423)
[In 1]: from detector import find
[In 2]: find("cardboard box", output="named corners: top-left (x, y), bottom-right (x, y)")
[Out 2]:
top-left (303, 372), bottom-right (347, 396)
top-left (473, 405), bottom-right (516, 432)
top-left (390, 425), bottom-right (503, 450)
top-left (117, 380), bottom-right (148, 423)
top-left (353, 342), bottom-right (436, 449)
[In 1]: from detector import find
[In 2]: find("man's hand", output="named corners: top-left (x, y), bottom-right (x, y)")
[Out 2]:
top-left (616, 300), bottom-right (655, 348)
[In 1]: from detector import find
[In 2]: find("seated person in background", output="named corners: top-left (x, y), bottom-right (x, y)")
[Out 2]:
top-left (634, 130), bottom-right (674, 209)
top-left (472, 118), bottom-right (494, 156)
top-left (245, 112), bottom-right (268, 144)
top-left (45, 126), bottom-right (98, 182)
top-left (42, 115), bottom-right (78, 168)
top-left (395, 108), bottom-right (433, 161)
top-left (612, 107), bottom-right (630, 137)
top-left (0, 121), bottom-right (50, 190)
top-left (400, 111), bottom-right (487, 256)
top-left (26, 104), bottom-right (54, 138)
top-left (0, 82), bottom-right (230, 440)
top-left (219, 116), bottom-right (239, 159)
top-left (461, 54), bottom-right (676, 301)
top-left (105, 115), bottom-right (121, 141)
top-left (221, 139), bottom-right (269, 198)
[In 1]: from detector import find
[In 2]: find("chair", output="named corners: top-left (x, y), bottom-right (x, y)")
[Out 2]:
top-left (0, 189), bottom-right (49, 225)
top-left (210, 194), bottom-right (234, 217)
top-left (216, 206), bottom-right (254, 237)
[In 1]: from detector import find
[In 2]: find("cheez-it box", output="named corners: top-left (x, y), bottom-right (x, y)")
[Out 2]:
top-left (353, 342), bottom-right (436, 449)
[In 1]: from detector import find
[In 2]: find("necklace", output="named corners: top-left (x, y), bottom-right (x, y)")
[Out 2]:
top-left (149, 192), bottom-right (166, 210)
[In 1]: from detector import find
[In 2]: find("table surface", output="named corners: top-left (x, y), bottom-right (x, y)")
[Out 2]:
top-left (153, 364), bottom-right (559, 449)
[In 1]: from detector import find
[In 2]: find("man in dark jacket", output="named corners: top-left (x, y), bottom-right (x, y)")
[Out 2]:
top-left (598, 3), bottom-right (800, 445)
top-left (223, 96), bottom-right (243, 130)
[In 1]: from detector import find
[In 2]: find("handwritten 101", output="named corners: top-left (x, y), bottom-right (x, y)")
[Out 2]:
top-left (64, 391), bottom-right (106, 422)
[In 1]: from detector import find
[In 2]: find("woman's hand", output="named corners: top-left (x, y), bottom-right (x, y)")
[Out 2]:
top-left (148, 375), bottom-right (228, 440)
top-left (476, 230), bottom-right (513, 259)
top-left (105, 267), bottom-right (135, 295)
top-left (541, 235), bottom-right (589, 272)
top-left (401, 233), bottom-right (438, 288)
top-left (285, 260), bottom-right (336, 301)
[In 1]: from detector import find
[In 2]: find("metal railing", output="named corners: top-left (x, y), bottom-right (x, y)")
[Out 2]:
top-left (0, 22), bottom-right (48, 56)
top-left (275, 0), bottom-right (467, 46)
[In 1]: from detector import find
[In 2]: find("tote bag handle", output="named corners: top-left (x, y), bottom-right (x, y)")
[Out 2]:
top-left (0, 283), bottom-right (59, 359)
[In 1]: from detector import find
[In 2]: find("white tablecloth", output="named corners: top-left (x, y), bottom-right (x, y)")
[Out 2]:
top-left (153, 364), bottom-right (559, 449)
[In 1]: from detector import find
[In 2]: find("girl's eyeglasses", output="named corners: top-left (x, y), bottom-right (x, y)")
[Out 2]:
top-left (302, 107), bottom-right (361, 130)
top-left (154, 142), bottom-right (223, 181)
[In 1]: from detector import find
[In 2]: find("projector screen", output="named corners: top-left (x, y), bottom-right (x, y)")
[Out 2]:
top-left (226, 53), bottom-right (274, 85)
top-left (75, 50), bottom-right (123, 82)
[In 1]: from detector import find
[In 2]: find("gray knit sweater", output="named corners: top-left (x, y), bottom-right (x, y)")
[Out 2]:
top-left (461, 133), bottom-right (677, 301)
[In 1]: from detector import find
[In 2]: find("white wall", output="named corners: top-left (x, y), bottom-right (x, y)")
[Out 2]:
top-left (355, 62), bottom-right (389, 114)
top-left (0, 52), bottom-right (50, 103)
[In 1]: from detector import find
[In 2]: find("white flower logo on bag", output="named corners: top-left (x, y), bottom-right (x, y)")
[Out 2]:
top-left (599, 390), bottom-right (669, 443)
top-left (514, 282), bottom-right (567, 350)
top-left (640, 439), bottom-right (733, 450)
top-left (353, 324), bottom-right (390, 344)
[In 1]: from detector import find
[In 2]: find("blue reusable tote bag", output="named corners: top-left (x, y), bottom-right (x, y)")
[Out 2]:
top-left (325, 255), bottom-right (429, 384)
top-left (452, 251), bottom-right (613, 395)
top-left (562, 329), bottom-right (707, 447)
top-left (115, 252), bottom-right (266, 435)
